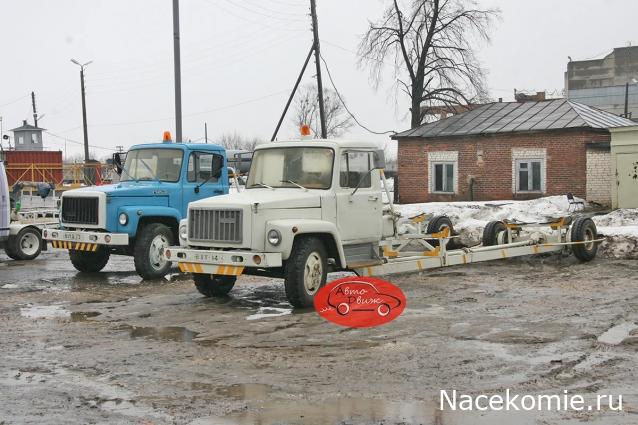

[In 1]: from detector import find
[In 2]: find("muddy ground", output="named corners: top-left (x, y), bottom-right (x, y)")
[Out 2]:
top-left (1, 250), bottom-right (638, 425)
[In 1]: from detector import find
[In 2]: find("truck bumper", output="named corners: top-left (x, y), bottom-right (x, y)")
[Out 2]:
top-left (43, 229), bottom-right (129, 251)
top-left (165, 246), bottom-right (282, 276)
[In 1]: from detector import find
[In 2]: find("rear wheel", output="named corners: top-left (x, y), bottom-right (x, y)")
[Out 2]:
top-left (134, 223), bottom-right (174, 280)
top-left (482, 221), bottom-right (508, 246)
top-left (194, 274), bottom-right (236, 297)
top-left (284, 236), bottom-right (328, 308)
top-left (69, 246), bottom-right (110, 273)
top-left (571, 217), bottom-right (598, 262)
top-left (426, 215), bottom-right (454, 247)
top-left (7, 227), bottom-right (42, 261)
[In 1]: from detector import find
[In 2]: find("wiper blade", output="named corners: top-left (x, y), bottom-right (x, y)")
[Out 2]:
top-left (250, 182), bottom-right (274, 189)
top-left (280, 180), bottom-right (308, 191)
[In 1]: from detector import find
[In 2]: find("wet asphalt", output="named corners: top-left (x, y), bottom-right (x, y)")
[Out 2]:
top-left (1, 250), bottom-right (638, 424)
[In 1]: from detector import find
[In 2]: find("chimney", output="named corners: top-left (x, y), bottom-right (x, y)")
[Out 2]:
top-left (498, 98), bottom-right (503, 103)
top-left (23, 120), bottom-right (27, 126)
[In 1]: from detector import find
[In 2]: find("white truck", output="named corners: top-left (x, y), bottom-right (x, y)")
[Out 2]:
top-left (165, 139), bottom-right (600, 307)
top-left (1, 161), bottom-right (57, 260)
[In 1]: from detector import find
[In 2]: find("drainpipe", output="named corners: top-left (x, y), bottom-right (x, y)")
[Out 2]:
top-left (468, 177), bottom-right (476, 201)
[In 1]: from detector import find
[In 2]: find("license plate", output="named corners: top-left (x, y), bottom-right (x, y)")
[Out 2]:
top-left (191, 252), bottom-right (223, 262)
top-left (63, 233), bottom-right (82, 241)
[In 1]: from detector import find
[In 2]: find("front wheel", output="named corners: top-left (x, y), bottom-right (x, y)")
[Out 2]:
top-left (284, 236), bottom-right (328, 308)
top-left (7, 227), bottom-right (42, 261)
top-left (194, 274), bottom-right (236, 297)
top-left (69, 246), bottom-right (111, 273)
top-left (134, 223), bottom-right (174, 280)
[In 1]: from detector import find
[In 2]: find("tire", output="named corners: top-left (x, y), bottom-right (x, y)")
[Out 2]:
top-left (69, 246), bottom-right (111, 273)
top-left (426, 215), bottom-right (454, 247)
top-left (284, 236), bottom-right (328, 308)
top-left (7, 227), bottom-right (42, 261)
top-left (482, 221), bottom-right (508, 246)
top-left (193, 274), bottom-right (236, 297)
top-left (134, 223), bottom-right (174, 280)
top-left (570, 217), bottom-right (598, 262)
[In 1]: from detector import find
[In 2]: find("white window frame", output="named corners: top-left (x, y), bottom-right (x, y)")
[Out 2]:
top-left (511, 148), bottom-right (546, 194)
top-left (428, 151), bottom-right (458, 194)
top-left (515, 159), bottom-right (543, 192)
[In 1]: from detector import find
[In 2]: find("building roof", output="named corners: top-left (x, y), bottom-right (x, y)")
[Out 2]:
top-left (10, 120), bottom-right (45, 132)
top-left (393, 99), bottom-right (636, 140)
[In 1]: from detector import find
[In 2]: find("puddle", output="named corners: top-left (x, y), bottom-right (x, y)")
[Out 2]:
top-left (191, 396), bottom-right (542, 425)
top-left (20, 305), bottom-right (70, 319)
top-left (246, 307), bottom-right (293, 321)
top-left (128, 325), bottom-right (200, 342)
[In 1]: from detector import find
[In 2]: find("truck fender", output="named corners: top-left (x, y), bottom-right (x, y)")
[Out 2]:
top-left (9, 223), bottom-right (39, 236)
top-left (117, 206), bottom-right (182, 237)
top-left (266, 219), bottom-right (346, 268)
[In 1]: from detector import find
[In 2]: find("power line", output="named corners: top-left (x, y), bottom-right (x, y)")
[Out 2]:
top-left (0, 93), bottom-right (29, 109)
top-left (320, 54), bottom-right (396, 136)
top-left (45, 131), bottom-right (117, 151)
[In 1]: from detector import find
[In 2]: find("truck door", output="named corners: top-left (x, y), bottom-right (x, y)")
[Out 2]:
top-left (182, 151), bottom-right (226, 213)
top-left (336, 150), bottom-right (383, 244)
top-left (0, 162), bottom-right (9, 242)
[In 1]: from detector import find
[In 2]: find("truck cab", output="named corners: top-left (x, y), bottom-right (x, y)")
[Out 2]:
top-left (44, 139), bottom-right (229, 279)
top-left (166, 139), bottom-right (390, 306)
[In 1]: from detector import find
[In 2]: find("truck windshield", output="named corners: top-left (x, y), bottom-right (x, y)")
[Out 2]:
top-left (247, 147), bottom-right (334, 189)
top-left (121, 148), bottom-right (183, 183)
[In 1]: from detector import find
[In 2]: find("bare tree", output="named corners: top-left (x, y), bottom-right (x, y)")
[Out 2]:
top-left (217, 132), bottom-right (262, 151)
top-left (358, 0), bottom-right (498, 128)
top-left (292, 85), bottom-right (354, 138)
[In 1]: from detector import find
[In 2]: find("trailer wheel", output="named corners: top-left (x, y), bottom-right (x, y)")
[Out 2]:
top-left (134, 223), bottom-right (174, 280)
top-left (69, 246), bottom-right (110, 273)
top-left (426, 216), bottom-right (455, 247)
top-left (284, 236), bottom-right (328, 308)
top-left (7, 227), bottom-right (42, 261)
top-left (193, 274), bottom-right (236, 297)
top-left (482, 221), bottom-right (508, 246)
top-left (570, 217), bottom-right (598, 262)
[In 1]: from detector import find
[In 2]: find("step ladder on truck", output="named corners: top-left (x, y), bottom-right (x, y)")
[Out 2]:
top-left (164, 138), bottom-right (603, 308)
top-left (1, 161), bottom-right (59, 260)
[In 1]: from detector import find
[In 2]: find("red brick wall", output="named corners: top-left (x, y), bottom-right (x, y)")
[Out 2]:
top-left (396, 129), bottom-right (610, 203)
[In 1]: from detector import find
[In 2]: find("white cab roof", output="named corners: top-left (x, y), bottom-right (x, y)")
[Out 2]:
top-left (256, 139), bottom-right (380, 150)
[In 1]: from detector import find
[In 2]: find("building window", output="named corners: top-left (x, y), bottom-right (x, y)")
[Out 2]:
top-left (18, 136), bottom-right (24, 144)
top-left (31, 133), bottom-right (39, 144)
top-left (516, 159), bottom-right (543, 192)
top-left (433, 162), bottom-right (455, 193)
top-left (428, 151), bottom-right (458, 194)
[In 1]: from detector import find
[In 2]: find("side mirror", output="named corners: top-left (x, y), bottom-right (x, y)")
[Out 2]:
top-left (113, 152), bottom-right (124, 175)
top-left (372, 149), bottom-right (386, 170)
top-left (211, 155), bottom-right (224, 178)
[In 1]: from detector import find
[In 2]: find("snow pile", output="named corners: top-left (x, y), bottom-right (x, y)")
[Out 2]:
top-left (395, 196), bottom-right (578, 247)
top-left (593, 209), bottom-right (638, 259)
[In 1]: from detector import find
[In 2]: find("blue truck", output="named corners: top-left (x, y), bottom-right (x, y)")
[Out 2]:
top-left (44, 136), bottom-right (230, 279)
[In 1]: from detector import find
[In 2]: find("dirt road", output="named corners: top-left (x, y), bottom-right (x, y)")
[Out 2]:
top-left (1, 250), bottom-right (637, 424)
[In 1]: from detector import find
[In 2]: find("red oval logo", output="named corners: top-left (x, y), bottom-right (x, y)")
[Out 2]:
top-left (314, 277), bottom-right (406, 328)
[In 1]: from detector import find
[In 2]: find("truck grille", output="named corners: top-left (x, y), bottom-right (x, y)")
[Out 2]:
top-left (189, 208), bottom-right (242, 243)
top-left (62, 197), bottom-right (99, 225)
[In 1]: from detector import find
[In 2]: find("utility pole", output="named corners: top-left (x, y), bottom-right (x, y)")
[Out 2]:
top-left (624, 82), bottom-right (629, 118)
top-left (172, 0), bottom-right (183, 143)
top-left (31, 92), bottom-right (38, 127)
top-left (310, 0), bottom-right (327, 139)
top-left (204, 122), bottom-right (208, 143)
top-left (71, 59), bottom-right (92, 163)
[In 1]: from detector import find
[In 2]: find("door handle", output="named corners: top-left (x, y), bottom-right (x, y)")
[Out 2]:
top-left (368, 195), bottom-right (379, 202)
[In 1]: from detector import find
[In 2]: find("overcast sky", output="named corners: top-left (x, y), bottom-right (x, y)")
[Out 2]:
top-left (1, 0), bottom-right (637, 159)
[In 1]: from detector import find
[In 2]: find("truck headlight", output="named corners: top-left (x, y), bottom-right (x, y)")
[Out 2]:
top-left (179, 224), bottom-right (188, 241)
top-left (267, 229), bottom-right (281, 246)
top-left (119, 213), bottom-right (128, 226)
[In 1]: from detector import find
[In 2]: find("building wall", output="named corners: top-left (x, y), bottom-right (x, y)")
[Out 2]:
top-left (397, 129), bottom-right (610, 204)
top-left (585, 149), bottom-right (612, 206)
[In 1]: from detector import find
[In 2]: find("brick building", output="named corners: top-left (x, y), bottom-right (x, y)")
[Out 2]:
top-left (393, 99), bottom-right (635, 205)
